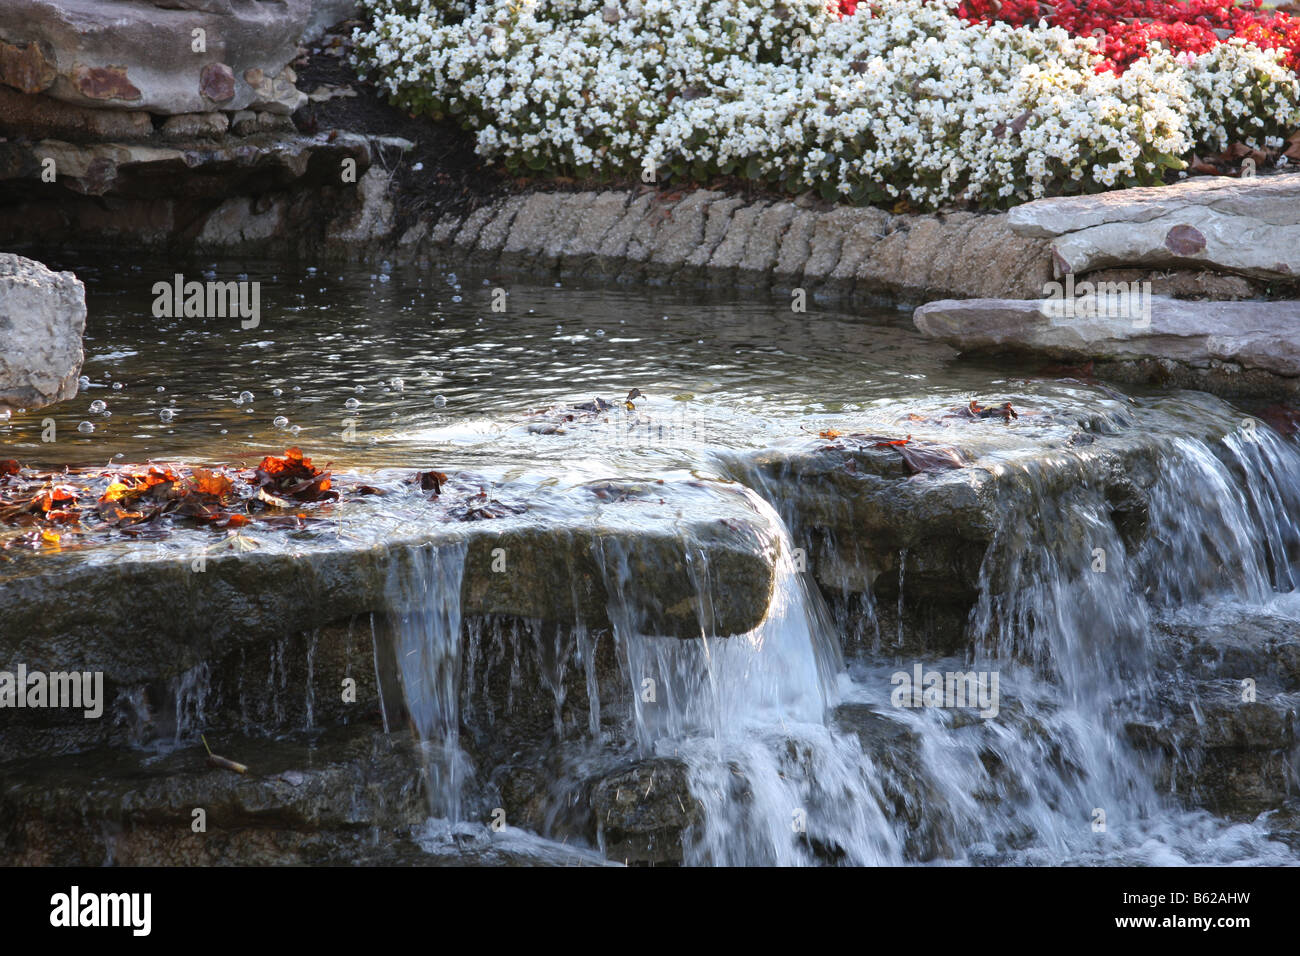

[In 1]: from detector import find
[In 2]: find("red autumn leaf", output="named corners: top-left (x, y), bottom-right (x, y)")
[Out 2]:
top-left (0, 460), bottom-right (19, 476)
top-left (37, 486), bottom-right (78, 512)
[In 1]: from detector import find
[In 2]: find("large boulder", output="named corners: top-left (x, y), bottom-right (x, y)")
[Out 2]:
top-left (1007, 175), bottom-right (1300, 281)
top-left (0, 252), bottom-right (84, 412)
top-left (0, 0), bottom-right (310, 115)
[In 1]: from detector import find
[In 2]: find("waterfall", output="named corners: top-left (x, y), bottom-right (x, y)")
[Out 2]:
top-left (371, 422), bottom-right (1300, 864)
top-left (377, 542), bottom-right (470, 821)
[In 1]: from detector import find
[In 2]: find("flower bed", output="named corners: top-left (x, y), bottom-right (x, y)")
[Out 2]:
top-left (944, 0), bottom-right (1300, 74)
top-left (354, 0), bottom-right (1300, 209)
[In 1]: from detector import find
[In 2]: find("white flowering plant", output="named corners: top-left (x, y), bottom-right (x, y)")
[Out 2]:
top-left (353, 0), bottom-right (1300, 209)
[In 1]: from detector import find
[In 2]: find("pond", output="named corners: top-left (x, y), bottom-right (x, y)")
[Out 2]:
top-left (3, 254), bottom-right (1299, 867)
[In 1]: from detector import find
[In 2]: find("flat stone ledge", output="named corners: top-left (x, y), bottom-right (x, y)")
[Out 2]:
top-left (913, 295), bottom-right (1300, 382)
top-left (1008, 175), bottom-right (1300, 281)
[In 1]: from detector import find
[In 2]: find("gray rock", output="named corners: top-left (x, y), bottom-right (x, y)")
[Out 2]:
top-left (501, 192), bottom-right (563, 265)
top-left (773, 208), bottom-right (817, 285)
top-left (646, 190), bottom-right (716, 275)
top-left (589, 759), bottom-right (701, 864)
top-left (0, 253), bottom-right (85, 412)
top-left (327, 166), bottom-right (394, 244)
top-left (0, 87), bottom-right (151, 141)
top-left (159, 110), bottom-right (229, 140)
top-left (738, 201), bottom-right (797, 280)
top-left (473, 195), bottom-right (525, 253)
top-left (801, 206), bottom-right (864, 281)
top-left (708, 201), bottom-right (769, 274)
top-left (451, 202), bottom-right (500, 250)
top-left (683, 195), bottom-right (744, 270)
top-left (913, 296), bottom-right (1300, 380)
top-left (596, 192), bottom-right (653, 264)
top-left (0, 0), bottom-right (313, 115)
top-left (828, 208), bottom-right (890, 287)
top-left (1007, 175), bottom-right (1300, 280)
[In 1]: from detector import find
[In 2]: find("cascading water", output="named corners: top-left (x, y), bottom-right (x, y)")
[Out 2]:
top-left (372, 411), bottom-right (1300, 865)
top-left (593, 490), bottom-right (905, 865)
top-left (377, 542), bottom-right (471, 821)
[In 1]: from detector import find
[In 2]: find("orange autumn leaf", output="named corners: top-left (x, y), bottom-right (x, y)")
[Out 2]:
top-left (191, 467), bottom-right (234, 498)
top-left (100, 480), bottom-right (132, 504)
top-left (818, 429), bottom-right (842, 440)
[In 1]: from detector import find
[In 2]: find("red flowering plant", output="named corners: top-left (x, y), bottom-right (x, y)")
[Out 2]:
top-left (835, 0), bottom-right (1300, 75)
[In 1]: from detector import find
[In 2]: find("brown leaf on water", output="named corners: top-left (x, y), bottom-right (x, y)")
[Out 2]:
top-left (900, 445), bottom-right (966, 475)
top-left (872, 435), bottom-right (911, 448)
top-left (0, 460), bottom-right (19, 477)
top-left (253, 448), bottom-right (336, 502)
top-left (412, 470), bottom-right (448, 494)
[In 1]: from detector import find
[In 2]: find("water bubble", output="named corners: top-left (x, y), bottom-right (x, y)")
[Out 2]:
top-left (345, 398), bottom-right (360, 410)
top-left (451, 295), bottom-right (462, 303)
top-left (0, 409), bottom-right (10, 423)
top-left (156, 386), bottom-right (166, 392)
top-left (114, 453), bottom-right (123, 459)
top-left (103, 410), bottom-right (112, 418)
top-left (289, 425), bottom-right (301, 436)
top-left (356, 385), bottom-right (366, 393)
top-left (271, 388), bottom-right (282, 397)
top-left (447, 273), bottom-right (457, 284)
top-left (219, 429), bottom-right (228, 435)
top-left (89, 400), bottom-right (106, 414)
top-left (112, 382), bottom-right (123, 390)
top-left (159, 408), bottom-right (174, 423)
top-left (433, 394), bottom-right (447, 408)
top-left (596, 329), bottom-right (606, 336)
top-left (78, 375), bottom-right (90, 389)
top-left (273, 416), bottom-right (289, 429)
top-left (238, 390), bottom-right (254, 404)
top-left (292, 385), bottom-right (301, 392)
top-left (554, 282), bottom-right (562, 288)
top-left (77, 421), bottom-right (94, 434)
top-left (390, 378), bottom-right (404, 391)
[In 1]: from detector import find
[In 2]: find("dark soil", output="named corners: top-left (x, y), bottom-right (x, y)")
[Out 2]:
top-left (290, 19), bottom-right (508, 231)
